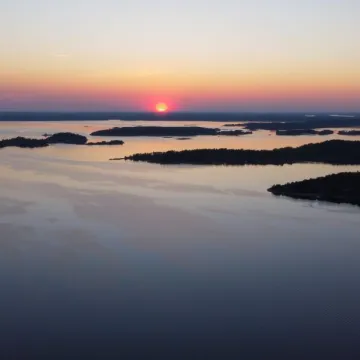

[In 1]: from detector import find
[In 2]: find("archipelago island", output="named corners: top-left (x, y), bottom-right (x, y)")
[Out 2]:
top-left (268, 172), bottom-right (360, 207)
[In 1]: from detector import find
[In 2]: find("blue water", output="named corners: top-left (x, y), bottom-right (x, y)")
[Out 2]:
top-left (0, 121), bottom-right (359, 359)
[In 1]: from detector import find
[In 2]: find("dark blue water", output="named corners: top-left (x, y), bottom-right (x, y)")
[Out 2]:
top-left (0, 124), bottom-right (359, 359)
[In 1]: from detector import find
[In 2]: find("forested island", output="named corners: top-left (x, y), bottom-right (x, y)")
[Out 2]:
top-left (86, 140), bottom-right (124, 146)
top-left (91, 126), bottom-right (255, 137)
top-left (122, 140), bottom-right (360, 165)
top-left (338, 130), bottom-right (360, 136)
top-left (0, 137), bottom-right (49, 149)
top-left (46, 132), bottom-right (88, 144)
top-left (223, 123), bottom-right (244, 127)
top-left (276, 129), bottom-right (334, 136)
top-left (91, 126), bottom-right (219, 137)
top-left (0, 132), bottom-right (125, 149)
top-left (219, 130), bottom-right (253, 136)
top-left (92, 126), bottom-right (256, 137)
top-left (244, 118), bottom-right (360, 131)
top-left (268, 172), bottom-right (360, 206)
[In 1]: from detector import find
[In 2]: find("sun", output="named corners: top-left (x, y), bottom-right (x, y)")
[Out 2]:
top-left (155, 102), bottom-right (168, 113)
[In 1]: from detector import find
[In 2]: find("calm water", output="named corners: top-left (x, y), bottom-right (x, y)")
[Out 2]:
top-left (0, 121), bottom-right (360, 359)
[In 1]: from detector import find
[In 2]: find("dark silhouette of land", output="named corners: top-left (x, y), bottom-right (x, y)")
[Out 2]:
top-left (0, 136), bottom-right (49, 148)
top-left (86, 140), bottom-right (124, 146)
top-left (1, 111), bottom-right (359, 123)
top-left (244, 118), bottom-right (360, 131)
top-left (91, 126), bottom-right (254, 137)
top-left (268, 172), bottom-right (360, 206)
top-left (223, 123), bottom-right (245, 127)
top-left (218, 130), bottom-right (253, 136)
top-left (0, 132), bottom-right (124, 149)
top-left (338, 130), bottom-right (360, 136)
top-left (121, 140), bottom-right (360, 165)
top-left (276, 129), bottom-right (334, 136)
top-left (91, 126), bottom-right (219, 137)
top-left (46, 132), bottom-right (88, 144)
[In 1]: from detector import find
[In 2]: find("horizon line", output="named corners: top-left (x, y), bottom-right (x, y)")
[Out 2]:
top-left (1, 110), bottom-right (360, 114)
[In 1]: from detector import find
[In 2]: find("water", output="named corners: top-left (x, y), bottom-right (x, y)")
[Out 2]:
top-left (0, 121), bottom-right (359, 358)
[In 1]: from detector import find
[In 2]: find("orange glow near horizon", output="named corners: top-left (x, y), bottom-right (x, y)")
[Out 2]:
top-left (2, 0), bottom-right (360, 112)
top-left (1, 69), bottom-right (360, 111)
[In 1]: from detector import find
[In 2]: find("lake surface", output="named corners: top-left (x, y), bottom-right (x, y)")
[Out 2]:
top-left (0, 120), bottom-right (360, 359)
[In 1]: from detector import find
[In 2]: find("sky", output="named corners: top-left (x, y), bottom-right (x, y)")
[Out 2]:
top-left (1, 0), bottom-right (360, 112)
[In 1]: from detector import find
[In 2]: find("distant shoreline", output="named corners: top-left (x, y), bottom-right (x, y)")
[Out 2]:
top-left (1, 112), bottom-right (359, 122)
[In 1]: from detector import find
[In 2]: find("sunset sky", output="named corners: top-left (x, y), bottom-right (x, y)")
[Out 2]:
top-left (1, 0), bottom-right (359, 112)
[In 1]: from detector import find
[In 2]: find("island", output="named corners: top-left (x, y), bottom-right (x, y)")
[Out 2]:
top-left (276, 129), bottom-right (334, 136)
top-left (91, 126), bottom-right (219, 137)
top-left (338, 130), bottom-right (360, 136)
top-left (218, 130), bottom-right (253, 136)
top-left (120, 140), bottom-right (360, 165)
top-left (0, 132), bottom-right (99, 149)
top-left (244, 118), bottom-right (360, 131)
top-left (268, 172), bottom-right (360, 206)
top-left (223, 123), bottom-right (245, 127)
top-left (46, 132), bottom-right (88, 144)
top-left (0, 137), bottom-right (49, 149)
top-left (86, 140), bottom-right (124, 146)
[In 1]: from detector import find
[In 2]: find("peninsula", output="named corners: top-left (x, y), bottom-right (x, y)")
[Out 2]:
top-left (268, 172), bottom-right (360, 206)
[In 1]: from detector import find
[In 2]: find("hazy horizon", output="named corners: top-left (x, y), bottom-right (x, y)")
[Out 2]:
top-left (1, 110), bottom-right (360, 113)
top-left (1, 0), bottom-right (360, 112)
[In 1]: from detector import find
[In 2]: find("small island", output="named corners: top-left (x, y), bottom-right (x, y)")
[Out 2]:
top-left (86, 140), bottom-right (124, 146)
top-left (0, 137), bottom-right (49, 149)
top-left (276, 129), bottom-right (334, 136)
top-left (46, 132), bottom-right (88, 144)
top-left (268, 172), bottom-right (360, 206)
top-left (121, 140), bottom-right (360, 165)
top-left (223, 123), bottom-right (245, 127)
top-left (338, 130), bottom-right (360, 136)
top-left (218, 130), bottom-right (252, 136)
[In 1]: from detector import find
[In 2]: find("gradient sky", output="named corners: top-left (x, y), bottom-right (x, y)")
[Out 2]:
top-left (1, 0), bottom-right (360, 112)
